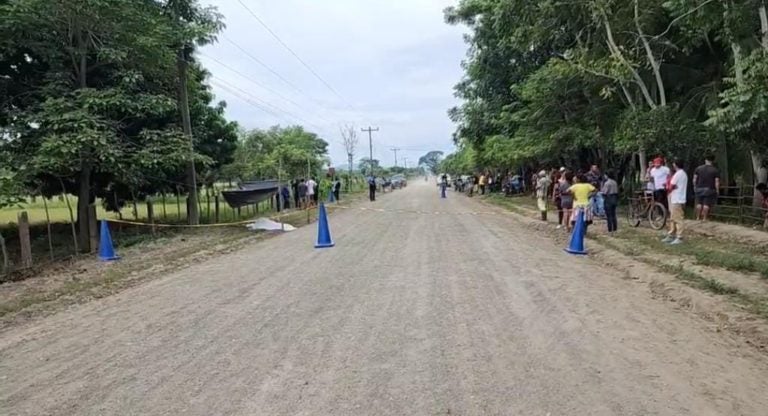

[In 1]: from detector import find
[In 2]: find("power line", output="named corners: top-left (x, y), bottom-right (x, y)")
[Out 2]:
top-left (211, 76), bottom-right (323, 130)
top-left (211, 80), bottom-right (294, 125)
top-left (222, 35), bottom-right (313, 100)
top-left (199, 52), bottom-right (331, 124)
top-left (233, 0), bottom-right (357, 110)
top-left (390, 148), bottom-right (401, 167)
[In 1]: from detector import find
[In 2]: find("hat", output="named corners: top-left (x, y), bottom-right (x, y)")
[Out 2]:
top-left (559, 167), bottom-right (566, 172)
top-left (653, 157), bottom-right (663, 167)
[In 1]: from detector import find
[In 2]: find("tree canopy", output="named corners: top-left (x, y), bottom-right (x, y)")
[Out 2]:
top-left (443, 0), bottom-right (768, 182)
top-left (0, 0), bottom-right (238, 250)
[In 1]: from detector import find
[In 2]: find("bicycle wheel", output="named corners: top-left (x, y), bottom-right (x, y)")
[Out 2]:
top-left (627, 202), bottom-right (642, 227)
top-left (648, 202), bottom-right (667, 230)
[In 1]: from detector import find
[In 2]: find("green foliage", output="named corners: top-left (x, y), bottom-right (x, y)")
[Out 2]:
top-left (418, 151), bottom-right (444, 174)
top-left (445, 0), bottom-right (768, 175)
top-left (222, 126), bottom-right (329, 181)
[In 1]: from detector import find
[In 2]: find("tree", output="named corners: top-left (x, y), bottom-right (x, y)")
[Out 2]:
top-left (0, 0), bottom-right (232, 250)
top-left (340, 124), bottom-right (359, 176)
top-left (222, 126), bottom-right (329, 182)
top-left (358, 158), bottom-right (380, 176)
top-left (418, 151), bottom-right (444, 174)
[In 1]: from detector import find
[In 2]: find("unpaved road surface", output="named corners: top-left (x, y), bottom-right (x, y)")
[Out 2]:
top-left (2, 182), bottom-right (768, 415)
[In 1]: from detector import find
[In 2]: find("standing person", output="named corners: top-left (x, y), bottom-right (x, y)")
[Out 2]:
top-left (553, 168), bottom-right (565, 227)
top-left (479, 173), bottom-right (487, 195)
top-left (756, 183), bottom-right (768, 228)
top-left (559, 171), bottom-right (574, 231)
top-left (305, 177), bottom-right (317, 208)
top-left (569, 173), bottom-right (597, 232)
top-left (649, 157), bottom-right (670, 211)
top-left (281, 185), bottom-right (291, 210)
top-left (693, 155), bottom-right (720, 221)
top-left (602, 170), bottom-right (619, 234)
top-left (291, 179), bottom-right (300, 209)
top-left (367, 174), bottom-right (376, 201)
top-left (297, 179), bottom-right (308, 210)
top-left (586, 164), bottom-right (604, 217)
top-left (535, 170), bottom-right (552, 221)
top-left (440, 175), bottom-right (448, 199)
top-left (333, 178), bottom-right (341, 202)
top-left (663, 159), bottom-right (689, 245)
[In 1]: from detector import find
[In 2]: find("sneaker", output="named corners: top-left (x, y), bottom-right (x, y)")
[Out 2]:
top-left (669, 238), bottom-right (683, 245)
top-left (556, 225), bottom-right (562, 230)
top-left (661, 235), bottom-right (674, 243)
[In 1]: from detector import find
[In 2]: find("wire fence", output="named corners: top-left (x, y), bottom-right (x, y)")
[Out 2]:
top-left (0, 177), bottom-right (369, 282)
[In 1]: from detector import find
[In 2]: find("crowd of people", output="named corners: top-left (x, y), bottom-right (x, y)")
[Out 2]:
top-left (451, 155), bottom-right (731, 245)
top-left (276, 176), bottom-right (343, 211)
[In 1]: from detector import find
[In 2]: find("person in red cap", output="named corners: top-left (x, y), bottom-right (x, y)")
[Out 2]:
top-left (648, 157), bottom-right (670, 210)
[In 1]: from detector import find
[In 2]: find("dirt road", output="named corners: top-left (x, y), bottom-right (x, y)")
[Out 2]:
top-left (2, 181), bottom-right (768, 415)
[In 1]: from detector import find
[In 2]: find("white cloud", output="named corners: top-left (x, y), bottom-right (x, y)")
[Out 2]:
top-left (200, 0), bottom-right (467, 166)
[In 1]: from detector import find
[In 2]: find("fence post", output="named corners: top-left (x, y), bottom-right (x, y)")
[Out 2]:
top-left (88, 205), bottom-right (98, 253)
top-left (162, 192), bottom-right (168, 221)
top-left (147, 200), bottom-right (156, 236)
top-left (18, 211), bottom-right (32, 269)
top-left (176, 190), bottom-right (181, 221)
top-left (214, 195), bottom-right (220, 223)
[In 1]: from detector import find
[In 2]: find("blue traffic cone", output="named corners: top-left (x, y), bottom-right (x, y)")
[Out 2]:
top-left (98, 220), bottom-right (120, 261)
top-left (564, 209), bottom-right (588, 255)
top-left (315, 203), bottom-right (335, 248)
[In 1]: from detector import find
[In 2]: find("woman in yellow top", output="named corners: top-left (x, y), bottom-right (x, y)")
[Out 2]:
top-left (479, 173), bottom-right (487, 195)
top-left (569, 173), bottom-right (597, 227)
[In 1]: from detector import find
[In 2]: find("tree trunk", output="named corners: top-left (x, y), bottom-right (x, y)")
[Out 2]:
top-left (178, 48), bottom-right (199, 225)
top-left (75, 29), bottom-right (91, 252)
top-left (0, 231), bottom-right (7, 275)
top-left (77, 163), bottom-right (92, 252)
top-left (638, 149), bottom-right (648, 182)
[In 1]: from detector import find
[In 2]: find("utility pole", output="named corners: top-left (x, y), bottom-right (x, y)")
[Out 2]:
top-left (403, 158), bottom-right (408, 170)
top-left (390, 147), bottom-right (401, 167)
top-left (361, 126), bottom-right (379, 175)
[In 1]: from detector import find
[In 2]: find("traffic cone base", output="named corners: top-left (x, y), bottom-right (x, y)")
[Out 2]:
top-left (315, 203), bottom-right (335, 248)
top-left (564, 209), bottom-right (588, 255)
top-left (98, 220), bottom-right (120, 261)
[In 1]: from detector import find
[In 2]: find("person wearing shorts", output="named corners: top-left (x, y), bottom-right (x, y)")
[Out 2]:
top-left (569, 173), bottom-right (596, 231)
top-left (558, 171), bottom-right (574, 231)
top-left (663, 159), bottom-right (688, 245)
top-left (693, 155), bottom-right (720, 221)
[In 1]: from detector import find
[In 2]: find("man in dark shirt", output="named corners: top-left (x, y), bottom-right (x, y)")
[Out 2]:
top-left (693, 155), bottom-right (720, 221)
top-left (297, 179), bottom-right (308, 209)
top-left (291, 179), bottom-right (300, 209)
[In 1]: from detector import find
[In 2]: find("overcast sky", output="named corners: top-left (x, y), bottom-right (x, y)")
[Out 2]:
top-left (199, 0), bottom-right (466, 168)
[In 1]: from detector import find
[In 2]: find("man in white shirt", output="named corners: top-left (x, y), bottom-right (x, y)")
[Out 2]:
top-left (663, 159), bottom-right (688, 245)
top-left (649, 157), bottom-right (670, 210)
top-left (306, 177), bottom-right (317, 208)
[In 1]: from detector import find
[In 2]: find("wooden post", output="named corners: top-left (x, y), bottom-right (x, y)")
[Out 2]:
top-left (255, 202), bottom-right (259, 214)
top-left (58, 179), bottom-right (79, 254)
top-left (176, 189), bottom-right (181, 221)
top-left (42, 197), bottom-right (54, 261)
top-left (206, 188), bottom-right (211, 222)
top-left (237, 207), bottom-right (241, 219)
top-left (88, 205), bottom-right (98, 253)
top-left (162, 192), bottom-right (168, 221)
top-left (147, 200), bottom-right (156, 236)
top-left (214, 195), bottom-right (220, 223)
top-left (18, 211), bottom-right (32, 269)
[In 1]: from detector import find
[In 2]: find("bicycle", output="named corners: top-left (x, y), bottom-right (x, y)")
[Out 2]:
top-left (627, 191), bottom-right (667, 230)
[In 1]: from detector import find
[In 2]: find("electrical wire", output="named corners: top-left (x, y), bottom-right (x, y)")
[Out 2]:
top-left (233, 0), bottom-right (357, 111)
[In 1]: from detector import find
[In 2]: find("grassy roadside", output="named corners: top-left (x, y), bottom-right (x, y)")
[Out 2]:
top-left (484, 193), bottom-right (768, 322)
top-left (0, 189), bottom-right (368, 328)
